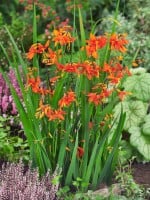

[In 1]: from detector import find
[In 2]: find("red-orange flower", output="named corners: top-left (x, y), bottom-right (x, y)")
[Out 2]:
top-left (103, 62), bottom-right (129, 85)
top-left (57, 61), bottom-right (100, 80)
top-left (42, 48), bottom-right (61, 65)
top-left (58, 91), bottom-right (76, 108)
top-left (56, 63), bottom-right (79, 74)
top-left (88, 85), bottom-right (112, 105)
top-left (49, 76), bottom-right (60, 85)
top-left (26, 75), bottom-right (52, 95)
top-left (110, 33), bottom-right (128, 53)
top-left (48, 109), bottom-right (66, 121)
top-left (87, 92), bottom-right (101, 105)
top-left (107, 74), bottom-right (122, 84)
top-left (35, 100), bottom-right (66, 121)
top-left (52, 26), bottom-right (75, 46)
top-left (35, 100), bottom-right (51, 119)
top-left (117, 90), bottom-right (132, 101)
top-left (85, 33), bottom-right (107, 58)
top-left (77, 146), bottom-right (84, 158)
top-left (103, 63), bottom-right (112, 74)
top-left (26, 41), bottom-right (49, 60)
top-left (88, 121), bottom-right (94, 129)
top-left (26, 76), bottom-right (41, 93)
top-left (79, 61), bottom-right (100, 80)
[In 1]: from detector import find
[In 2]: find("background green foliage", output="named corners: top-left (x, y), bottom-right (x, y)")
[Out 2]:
top-left (0, 115), bottom-right (29, 162)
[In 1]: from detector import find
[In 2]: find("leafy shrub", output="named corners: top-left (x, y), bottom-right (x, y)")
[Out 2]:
top-left (0, 19), bottom-right (32, 68)
top-left (0, 115), bottom-right (29, 162)
top-left (114, 69), bottom-right (150, 162)
top-left (0, 68), bottom-right (28, 162)
top-left (0, 160), bottom-right (59, 200)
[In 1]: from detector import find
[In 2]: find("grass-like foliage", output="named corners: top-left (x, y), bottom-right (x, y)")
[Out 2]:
top-left (0, 1), bottom-right (130, 191)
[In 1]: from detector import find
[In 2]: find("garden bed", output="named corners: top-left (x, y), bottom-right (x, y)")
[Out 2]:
top-left (0, 0), bottom-right (150, 199)
top-left (0, 159), bottom-right (149, 191)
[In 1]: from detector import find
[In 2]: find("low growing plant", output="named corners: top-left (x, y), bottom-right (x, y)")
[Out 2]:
top-left (0, 2), bottom-right (131, 191)
top-left (0, 115), bottom-right (29, 162)
top-left (0, 160), bottom-right (59, 200)
top-left (115, 159), bottom-right (150, 199)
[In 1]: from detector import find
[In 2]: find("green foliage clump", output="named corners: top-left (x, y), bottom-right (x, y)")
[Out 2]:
top-left (114, 69), bottom-right (150, 162)
top-left (0, 115), bottom-right (29, 162)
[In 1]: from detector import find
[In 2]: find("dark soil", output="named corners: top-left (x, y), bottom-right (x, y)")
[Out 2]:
top-left (132, 162), bottom-right (150, 188)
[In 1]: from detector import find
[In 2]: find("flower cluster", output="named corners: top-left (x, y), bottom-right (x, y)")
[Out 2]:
top-left (26, 40), bottom-right (49, 60)
top-left (0, 160), bottom-right (59, 200)
top-left (0, 69), bottom-right (22, 115)
top-left (56, 61), bottom-right (100, 80)
top-left (19, 0), bottom-right (57, 19)
top-left (85, 33), bottom-right (128, 58)
top-left (26, 27), bottom-right (131, 123)
top-left (87, 84), bottom-right (113, 105)
top-left (34, 91), bottom-right (76, 121)
top-left (110, 33), bottom-right (128, 53)
top-left (26, 75), bottom-right (52, 95)
top-left (52, 26), bottom-right (75, 46)
top-left (85, 34), bottom-right (107, 58)
top-left (35, 100), bottom-right (66, 121)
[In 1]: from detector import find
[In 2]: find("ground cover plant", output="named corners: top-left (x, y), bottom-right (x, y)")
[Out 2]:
top-left (0, 0), bottom-right (149, 199)
top-left (0, 160), bottom-right (59, 200)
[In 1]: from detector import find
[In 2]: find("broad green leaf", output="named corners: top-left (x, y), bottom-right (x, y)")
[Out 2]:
top-left (0, 132), bottom-right (7, 138)
top-left (144, 114), bottom-right (150, 122)
top-left (114, 101), bottom-right (147, 130)
top-left (123, 73), bottom-right (150, 102)
top-left (129, 126), bottom-right (150, 160)
top-left (118, 140), bottom-right (133, 164)
top-left (142, 114), bottom-right (150, 136)
top-left (142, 122), bottom-right (150, 136)
top-left (130, 67), bottom-right (146, 75)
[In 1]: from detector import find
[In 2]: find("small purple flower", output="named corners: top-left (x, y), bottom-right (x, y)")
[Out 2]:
top-left (0, 161), bottom-right (59, 200)
top-left (2, 95), bottom-right (9, 113)
top-left (0, 68), bottom-right (23, 115)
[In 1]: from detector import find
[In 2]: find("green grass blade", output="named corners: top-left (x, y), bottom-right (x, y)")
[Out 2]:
top-left (57, 124), bottom-right (72, 168)
top-left (111, 0), bottom-right (120, 34)
top-left (82, 136), bottom-right (99, 191)
top-left (4, 26), bottom-right (26, 70)
top-left (65, 133), bottom-right (78, 185)
top-left (97, 111), bottom-right (126, 187)
top-left (78, 8), bottom-right (86, 47)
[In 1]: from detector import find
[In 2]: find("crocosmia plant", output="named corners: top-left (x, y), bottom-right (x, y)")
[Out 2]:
top-left (0, 6), bottom-right (131, 191)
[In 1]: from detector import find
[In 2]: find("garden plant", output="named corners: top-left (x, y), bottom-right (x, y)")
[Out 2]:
top-left (0, 0), bottom-right (149, 199)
